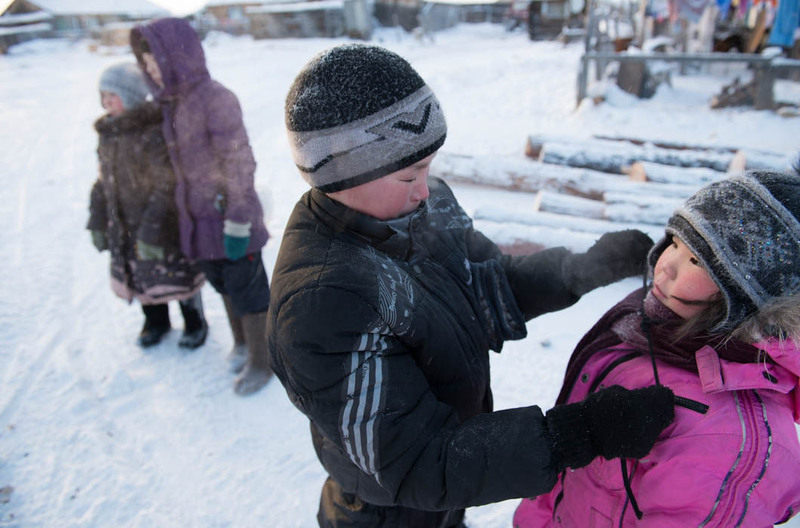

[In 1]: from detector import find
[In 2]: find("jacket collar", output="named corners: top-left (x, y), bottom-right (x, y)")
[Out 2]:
top-left (696, 339), bottom-right (800, 395)
top-left (309, 188), bottom-right (428, 261)
top-left (94, 102), bottom-right (162, 135)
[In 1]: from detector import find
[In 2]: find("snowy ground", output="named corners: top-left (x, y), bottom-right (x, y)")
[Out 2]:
top-left (0, 23), bottom-right (798, 527)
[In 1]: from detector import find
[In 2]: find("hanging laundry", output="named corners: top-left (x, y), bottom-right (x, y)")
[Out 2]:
top-left (768, 0), bottom-right (800, 46)
top-left (670, 0), bottom-right (713, 22)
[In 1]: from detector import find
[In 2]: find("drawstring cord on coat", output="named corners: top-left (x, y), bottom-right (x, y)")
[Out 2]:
top-left (620, 270), bottom-right (664, 521)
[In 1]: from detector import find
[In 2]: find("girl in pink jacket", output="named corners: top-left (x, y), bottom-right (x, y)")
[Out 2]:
top-left (515, 168), bottom-right (800, 527)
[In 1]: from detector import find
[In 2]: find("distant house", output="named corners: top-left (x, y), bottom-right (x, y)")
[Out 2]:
top-left (202, 0), bottom-right (265, 34)
top-left (0, 10), bottom-right (51, 52)
top-left (240, 0), bottom-right (367, 38)
top-left (0, 0), bottom-right (169, 39)
top-left (375, 0), bottom-right (511, 31)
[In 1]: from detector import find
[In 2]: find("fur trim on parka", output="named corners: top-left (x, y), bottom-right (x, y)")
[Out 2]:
top-left (732, 293), bottom-right (800, 344)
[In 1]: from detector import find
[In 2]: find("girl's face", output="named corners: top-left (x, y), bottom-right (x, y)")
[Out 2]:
top-left (652, 236), bottom-right (720, 319)
top-left (101, 91), bottom-right (125, 116)
top-left (329, 152), bottom-right (434, 220)
top-left (142, 52), bottom-right (164, 89)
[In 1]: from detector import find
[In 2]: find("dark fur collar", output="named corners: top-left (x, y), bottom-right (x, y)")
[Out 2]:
top-left (94, 102), bottom-right (163, 135)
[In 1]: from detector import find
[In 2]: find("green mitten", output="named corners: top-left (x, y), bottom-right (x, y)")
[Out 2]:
top-left (137, 240), bottom-right (164, 261)
top-left (91, 230), bottom-right (108, 252)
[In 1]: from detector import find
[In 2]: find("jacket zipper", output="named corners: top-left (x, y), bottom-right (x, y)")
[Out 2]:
top-left (699, 390), bottom-right (772, 527)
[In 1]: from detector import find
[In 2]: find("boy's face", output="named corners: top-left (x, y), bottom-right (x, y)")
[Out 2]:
top-left (100, 91), bottom-right (125, 117)
top-left (652, 235), bottom-right (720, 319)
top-left (142, 52), bottom-right (164, 88)
top-left (329, 152), bottom-right (435, 220)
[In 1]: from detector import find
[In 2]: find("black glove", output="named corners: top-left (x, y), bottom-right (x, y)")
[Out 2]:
top-left (564, 229), bottom-right (654, 296)
top-left (545, 385), bottom-right (675, 472)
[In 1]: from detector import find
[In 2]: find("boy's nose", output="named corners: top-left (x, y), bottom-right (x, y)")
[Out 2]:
top-left (415, 183), bottom-right (430, 202)
top-left (414, 173), bottom-right (430, 202)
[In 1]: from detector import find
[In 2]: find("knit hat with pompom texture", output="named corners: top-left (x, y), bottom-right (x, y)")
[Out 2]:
top-left (99, 62), bottom-right (150, 110)
top-left (648, 169), bottom-right (800, 333)
top-left (285, 44), bottom-right (447, 192)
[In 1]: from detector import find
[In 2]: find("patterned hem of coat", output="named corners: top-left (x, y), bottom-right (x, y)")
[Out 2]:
top-left (111, 276), bottom-right (205, 305)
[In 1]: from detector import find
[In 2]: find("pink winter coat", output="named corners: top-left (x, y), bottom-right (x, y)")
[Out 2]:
top-left (514, 339), bottom-right (800, 527)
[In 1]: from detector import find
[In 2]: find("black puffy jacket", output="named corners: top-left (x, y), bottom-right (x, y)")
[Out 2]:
top-left (268, 178), bottom-right (586, 511)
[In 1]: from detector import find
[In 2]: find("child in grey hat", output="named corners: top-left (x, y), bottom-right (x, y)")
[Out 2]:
top-left (87, 62), bottom-right (208, 350)
top-left (515, 167), bottom-right (800, 527)
top-left (269, 43), bottom-right (676, 528)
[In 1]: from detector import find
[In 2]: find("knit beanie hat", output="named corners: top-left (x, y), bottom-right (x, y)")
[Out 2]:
top-left (99, 62), bottom-right (150, 110)
top-left (648, 170), bottom-right (800, 332)
top-left (285, 44), bottom-right (447, 192)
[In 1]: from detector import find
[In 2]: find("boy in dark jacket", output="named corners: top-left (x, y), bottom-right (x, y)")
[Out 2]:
top-left (88, 62), bottom-right (207, 349)
top-left (130, 19), bottom-right (271, 395)
top-left (269, 44), bottom-right (676, 527)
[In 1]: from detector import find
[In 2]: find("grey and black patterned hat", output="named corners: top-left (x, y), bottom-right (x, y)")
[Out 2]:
top-left (285, 44), bottom-right (447, 192)
top-left (649, 170), bottom-right (800, 332)
top-left (99, 62), bottom-right (150, 110)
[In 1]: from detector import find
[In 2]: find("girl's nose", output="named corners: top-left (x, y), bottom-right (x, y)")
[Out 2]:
top-left (659, 253), bottom-right (678, 280)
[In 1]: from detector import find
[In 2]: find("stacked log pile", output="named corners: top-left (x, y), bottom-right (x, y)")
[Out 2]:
top-left (431, 135), bottom-right (792, 254)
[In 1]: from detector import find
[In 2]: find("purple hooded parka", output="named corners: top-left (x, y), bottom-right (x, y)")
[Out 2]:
top-left (130, 18), bottom-right (268, 261)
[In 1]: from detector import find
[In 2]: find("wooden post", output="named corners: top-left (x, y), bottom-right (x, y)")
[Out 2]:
top-left (753, 63), bottom-right (775, 111)
top-left (577, 54), bottom-right (589, 105)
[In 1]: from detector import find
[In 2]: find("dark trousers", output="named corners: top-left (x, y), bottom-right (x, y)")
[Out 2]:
top-left (317, 477), bottom-right (466, 528)
top-left (197, 252), bottom-right (270, 316)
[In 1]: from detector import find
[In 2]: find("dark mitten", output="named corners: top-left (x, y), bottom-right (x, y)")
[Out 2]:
top-left (564, 230), bottom-right (654, 296)
top-left (545, 385), bottom-right (675, 471)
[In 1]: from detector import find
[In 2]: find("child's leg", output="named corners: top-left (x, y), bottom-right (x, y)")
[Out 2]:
top-left (221, 294), bottom-right (247, 373)
top-left (178, 291), bottom-right (208, 349)
top-left (138, 303), bottom-right (171, 347)
top-left (197, 253), bottom-right (271, 395)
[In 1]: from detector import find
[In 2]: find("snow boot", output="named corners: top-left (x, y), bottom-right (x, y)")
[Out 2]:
top-left (137, 303), bottom-right (171, 348)
top-left (222, 294), bottom-right (247, 373)
top-left (178, 292), bottom-right (208, 350)
top-left (233, 311), bottom-right (272, 396)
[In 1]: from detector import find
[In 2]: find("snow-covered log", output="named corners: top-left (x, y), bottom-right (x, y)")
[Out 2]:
top-left (728, 149), bottom-right (795, 172)
top-left (533, 190), bottom-right (605, 219)
top-left (474, 209), bottom-right (664, 254)
top-left (476, 217), bottom-right (602, 254)
top-left (473, 206), bottom-right (660, 236)
top-left (626, 161), bottom-right (725, 185)
top-left (604, 191), bottom-right (682, 225)
top-left (526, 189), bottom-right (679, 226)
top-left (594, 134), bottom-right (793, 172)
top-left (525, 135), bottom-right (734, 173)
top-left (432, 152), bottom-right (700, 200)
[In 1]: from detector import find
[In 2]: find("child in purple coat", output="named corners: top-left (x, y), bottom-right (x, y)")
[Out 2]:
top-left (130, 19), bottom-right (271, 396)
top-left (514, 168), bottom-right (800, 527)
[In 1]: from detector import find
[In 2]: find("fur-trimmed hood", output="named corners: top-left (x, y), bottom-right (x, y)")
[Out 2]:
top-left (733, 293), bottom-right (800, 343)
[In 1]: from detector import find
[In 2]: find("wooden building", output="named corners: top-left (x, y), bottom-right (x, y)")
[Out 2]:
top-left (1, 0), bottom-right (169, 39)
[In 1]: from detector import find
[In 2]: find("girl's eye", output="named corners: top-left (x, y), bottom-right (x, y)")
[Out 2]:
top-left (690, 257), bottom-right (700, 266)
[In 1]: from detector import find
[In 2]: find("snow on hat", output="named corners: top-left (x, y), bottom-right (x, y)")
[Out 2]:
top-left (648, 170), bottom-right (800, 332)
top-left (99, 62), bottom-right (150, 110)
top-left (284, 44), bottom-right (447, 192)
